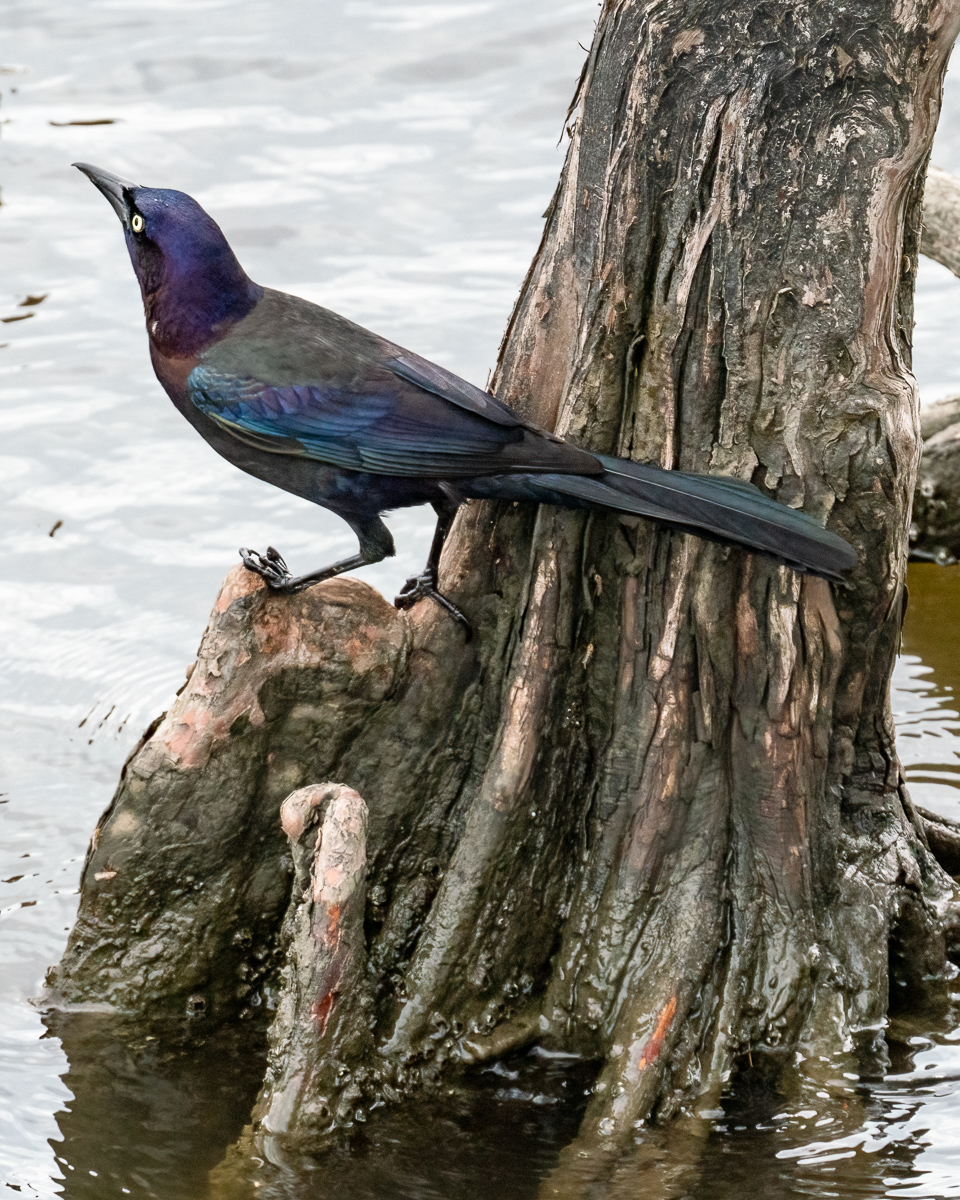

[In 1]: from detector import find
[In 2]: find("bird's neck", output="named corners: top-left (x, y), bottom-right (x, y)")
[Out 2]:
top-left (142, 252), bottom-right (263, 359)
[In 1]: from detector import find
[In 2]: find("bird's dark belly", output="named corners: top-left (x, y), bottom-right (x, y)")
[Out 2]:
top-left (151, 347), bottom-right (444, 518)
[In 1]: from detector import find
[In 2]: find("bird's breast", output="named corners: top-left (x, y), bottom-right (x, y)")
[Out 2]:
top-left (150, 342), bottom-right (200, 407)
top-left (149, 341), bottom-right (236, 450)
top-left (147, 339), bottom-right (317, 497)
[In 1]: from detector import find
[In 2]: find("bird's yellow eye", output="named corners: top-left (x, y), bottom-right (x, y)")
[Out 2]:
top-left (131, 213), bottom-right (144, 233)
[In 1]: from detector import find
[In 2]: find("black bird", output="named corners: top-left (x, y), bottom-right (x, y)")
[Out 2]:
top-left (75, 162), bottom-right (856, 633)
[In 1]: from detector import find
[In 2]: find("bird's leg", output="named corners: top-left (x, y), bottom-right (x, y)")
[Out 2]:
top-left (240, 514), bottom-right (395, 595)
top-left (395, 499), bottom-right (471, 638)
top-left (239, 546), bottom-right (375, 593)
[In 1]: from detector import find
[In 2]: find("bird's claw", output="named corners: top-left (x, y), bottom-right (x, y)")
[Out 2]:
top-left (239, 545), bottom-right (297, 592)
top-left (395, 572), bottom-right (472, 639)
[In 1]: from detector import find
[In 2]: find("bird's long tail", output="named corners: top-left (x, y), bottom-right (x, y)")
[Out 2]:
top-left (474, 456), bottom-right (856, 581)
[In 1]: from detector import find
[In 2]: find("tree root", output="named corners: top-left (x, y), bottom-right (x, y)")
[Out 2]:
top-left (252, 783), bottom-right (372, 1148)
top-left (917, 804), bottom-right (960, 882)
top-left (46, 569), bottom-right (408, 1020)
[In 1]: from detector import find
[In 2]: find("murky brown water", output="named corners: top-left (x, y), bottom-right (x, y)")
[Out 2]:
top-left (4, 1), bottom-right (960, 1196)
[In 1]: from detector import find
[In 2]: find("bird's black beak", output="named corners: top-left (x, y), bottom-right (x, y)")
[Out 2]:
top-left (74, 162), bottom-right (140, 224)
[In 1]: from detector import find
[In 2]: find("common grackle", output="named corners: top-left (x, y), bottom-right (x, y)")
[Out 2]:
top-left (75, 163), bottom-right (856, 635)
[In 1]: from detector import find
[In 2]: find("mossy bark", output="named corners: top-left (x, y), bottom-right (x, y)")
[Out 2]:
top-left (52, 0), bottom-right (960, 1184)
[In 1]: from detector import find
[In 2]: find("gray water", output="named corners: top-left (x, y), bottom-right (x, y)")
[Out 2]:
top-left (4, 1), bottom-right (960, 1196)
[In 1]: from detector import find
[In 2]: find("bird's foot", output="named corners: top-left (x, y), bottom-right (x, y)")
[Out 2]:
top-left (395, 572), bottom-right (472, 639)
top-left (239, 546), bottom-right (303, 594)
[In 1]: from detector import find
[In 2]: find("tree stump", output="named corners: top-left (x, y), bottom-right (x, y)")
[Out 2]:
top-left (46, 571), bottom-right (407, 1018)
top-left (50, 0), bottom-right (960, 1187)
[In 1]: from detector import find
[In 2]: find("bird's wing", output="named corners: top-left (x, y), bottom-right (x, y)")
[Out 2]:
top-left (187, 287), bottom-right (600, 477)
top-left (386, 353), bottom-right (524, 429)
top-left (186, 363), bottom-right (550, 478)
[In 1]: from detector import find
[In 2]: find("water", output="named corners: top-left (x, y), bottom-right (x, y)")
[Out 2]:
top-left (3, 0), bottom-right (960, 1195)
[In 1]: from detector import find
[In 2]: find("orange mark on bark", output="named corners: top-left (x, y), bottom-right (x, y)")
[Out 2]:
top-left (311, 990), bottom-right (337, 1034)
top-left (311, 956), bottom-right (345, 1035)
top-left (323, 904), bottom-right (342, 943)
top-left (637, 995), bottom-right (677, 1070)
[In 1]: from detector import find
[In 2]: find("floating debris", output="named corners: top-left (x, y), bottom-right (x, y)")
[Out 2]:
top-left (20, 293), bottom-right (47, 307)
top-left (49, 118), bottom-right (119, 126)
top-left (48, 519), bottom-right (63, 538)
top-left (0, 312), bottom-right (33, 323)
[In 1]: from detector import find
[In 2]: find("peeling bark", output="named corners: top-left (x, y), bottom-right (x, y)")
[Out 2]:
top-left (52, 0), bottom-right (960, 1181)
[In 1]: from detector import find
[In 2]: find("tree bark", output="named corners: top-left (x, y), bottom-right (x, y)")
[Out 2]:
top-left (50, 0), bottom-right (960, 1184)
top-left (45, 574), bottom-right (407, 1017)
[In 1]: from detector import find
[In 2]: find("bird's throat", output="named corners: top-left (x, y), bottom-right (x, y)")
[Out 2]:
top-left (141, 252), bottom-right (263, 359)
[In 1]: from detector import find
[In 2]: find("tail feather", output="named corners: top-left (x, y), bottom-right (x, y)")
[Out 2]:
top-left (521, 455), bottom-right (857, 581)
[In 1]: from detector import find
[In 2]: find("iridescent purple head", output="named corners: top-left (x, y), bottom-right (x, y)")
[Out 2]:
top-left (75, 163), bottom-right (262, 357)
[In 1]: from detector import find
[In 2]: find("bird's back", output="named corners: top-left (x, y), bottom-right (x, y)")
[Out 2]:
top-left (201, 288), bottom-right (395, 392)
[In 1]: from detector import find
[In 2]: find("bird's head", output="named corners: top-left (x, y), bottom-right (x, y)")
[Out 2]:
top-left (75, 162), bottom-right (262, 357)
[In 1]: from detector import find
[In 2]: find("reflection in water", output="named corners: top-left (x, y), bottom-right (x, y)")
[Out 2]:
top-left (43, 1005), bottom-right (960, 1200)
top-left (209, 1053), bottom-right (595, 1200)
top-left (49, 1012), bottom-right (594, 1200)
top-left (897, 564), bottom-right (960, 823)
top-left (5, 0), bottom-right (960, 1195)
top-left (46, 1014), bottom-right (266, 1200)
top-left (689, 1005), bottom-right (960, 1200)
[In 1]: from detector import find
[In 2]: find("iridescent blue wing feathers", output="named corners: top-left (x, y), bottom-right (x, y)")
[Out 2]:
top-left (188, 363), bottom-right (540, 478)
